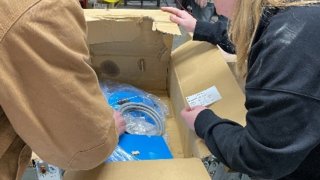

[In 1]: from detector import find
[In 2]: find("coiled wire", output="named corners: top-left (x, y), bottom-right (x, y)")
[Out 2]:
top-left (119, 102), bottom-right (165, 136)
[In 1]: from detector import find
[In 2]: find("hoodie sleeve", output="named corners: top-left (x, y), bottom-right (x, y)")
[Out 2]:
top-left (194, 7), bottom-right (320, 179)
top-left (193, 16), bottom-right (235, 54)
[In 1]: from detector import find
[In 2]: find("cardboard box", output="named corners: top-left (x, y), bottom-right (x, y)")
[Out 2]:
top-left (64, 9), bottom-right (246, 180)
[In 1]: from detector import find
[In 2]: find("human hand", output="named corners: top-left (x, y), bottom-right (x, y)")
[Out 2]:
top-left (161, 7), bottom-right (197, 33)
top-left (195, 0), bottom-right (207, 8)
top-left (180, 106), bottom-right (208, 131)
top-left (113, 111), bottom-right (126, 136)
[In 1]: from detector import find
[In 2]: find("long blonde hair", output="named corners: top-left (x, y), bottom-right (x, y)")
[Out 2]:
top-left (229, 0), bottom-right (320, 76)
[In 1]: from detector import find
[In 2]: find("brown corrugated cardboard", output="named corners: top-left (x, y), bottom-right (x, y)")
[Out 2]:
top-left (64, 9), bottom-right (246, 179)
top-left (84, 9), bottom-right (181, 42)
top-left (64, 158), bottom-right (210, 180)
top-left (85, 9), bottom-right (176, 91)
top-left (170, 41), bottom-right (246, 158)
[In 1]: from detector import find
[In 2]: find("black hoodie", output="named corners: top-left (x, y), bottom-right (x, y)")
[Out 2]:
top-left (194, 6), bottom-right (320, 180)
top-left (193, 15), bottom-right (235, 54)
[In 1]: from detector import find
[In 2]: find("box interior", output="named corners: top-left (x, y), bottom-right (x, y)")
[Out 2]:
top-left (85, 8), bottom-right (247, 160)
top-left (86, 9), bottom-right (187, 158)
top-left (64, 9), bottom-right (247, 179)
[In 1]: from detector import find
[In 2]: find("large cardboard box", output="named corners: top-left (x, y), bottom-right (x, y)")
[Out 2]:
top-left (64, 9), bottom-right (246, 180)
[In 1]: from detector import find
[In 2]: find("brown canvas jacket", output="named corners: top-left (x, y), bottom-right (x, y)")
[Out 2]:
top-left (0, 0), bottom-right (118, 179)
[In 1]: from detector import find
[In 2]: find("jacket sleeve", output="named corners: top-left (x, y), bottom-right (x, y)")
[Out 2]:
top-left (0, 0), bottom-right (118, 170)
top-left (193, 16), bottom-right (235, 54)
top-left (194, 8), bottom-right (320, 179)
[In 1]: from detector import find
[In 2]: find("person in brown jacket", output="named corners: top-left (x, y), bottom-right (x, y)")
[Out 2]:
top-left (0, 0), bottom-right (125, 179)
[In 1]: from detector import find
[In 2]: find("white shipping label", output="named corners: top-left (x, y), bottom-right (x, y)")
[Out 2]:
top-left (186, 86), bottom-right (222, 108)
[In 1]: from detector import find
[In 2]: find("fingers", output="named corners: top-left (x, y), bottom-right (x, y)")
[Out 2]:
top-left (170, 14), bottom-right (184, 25)
top-left (181, 106), bottom-right (206, 114)
top-left (161, 6), bottom-right (184, 24)
top-left (162, 6), bottom-right (196, 32)
top-left (113, 111), bottom-right (126, 135)
top-left (192, 106), bottom-right (207, 112)
top-left (161, 7), bottom-right (184, 18)
top-left (180, 107), bottom-right (189, 116)
top-left (113, 110), bottom-right (121, 119)
top-left (180, 106), bottom-right (197, 117)
top-left (192, 105), bottom-right (206, 109)
top-left (118, 118), bottom-right (126, 135)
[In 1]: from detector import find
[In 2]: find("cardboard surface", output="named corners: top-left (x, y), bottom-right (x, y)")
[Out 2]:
top-left (85, 9), bottom-right (178, 91)
top-left (84, 9), bottom-right (181, 42)
top-left (157, 94), bottom-right (184, 158)
top-left (170, 41), bottom-right (246, 158)
top-left (64, 158), bottom-right (210, 180)
top-left (171, 41), bottom-right (246, 124)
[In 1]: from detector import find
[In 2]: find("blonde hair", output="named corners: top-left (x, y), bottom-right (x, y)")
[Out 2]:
top-left (229, 0), bottom-right (320, 76)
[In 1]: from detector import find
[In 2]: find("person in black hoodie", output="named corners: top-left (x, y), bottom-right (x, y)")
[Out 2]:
top-left (161, 6), bottom-right (235, 54)
top-left (177, 0), bottom-right (320, 179)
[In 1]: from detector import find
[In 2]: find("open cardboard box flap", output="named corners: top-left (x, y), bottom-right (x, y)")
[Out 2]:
top-left (170, 41), bottom-right (246, 158)
top-left (64, 9), bottom-right (246, 180)
top-left (64, 158), bottom-right (209, 180)
top-left (85, 9), bottom-right (181, 44)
